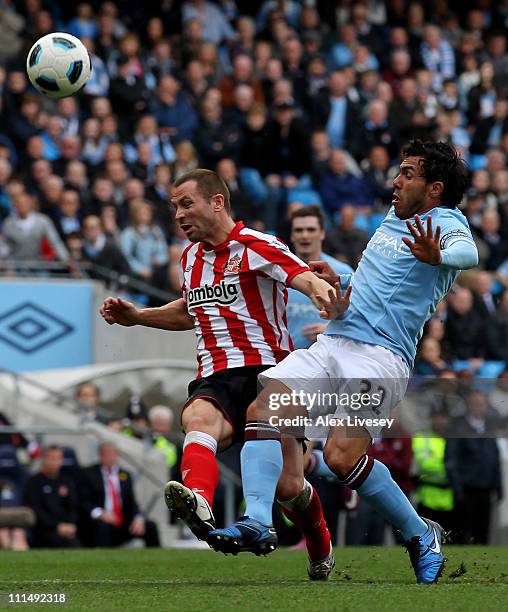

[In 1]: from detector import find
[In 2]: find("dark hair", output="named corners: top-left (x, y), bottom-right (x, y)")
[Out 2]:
top-left (173, 169), bottom-right (231, 213)
top-left (401, 139), bottom-right (469, 207)
top-left (43, 445), bottom-right (62, 455)
top-left (290, 205), bottom-right (325, 229)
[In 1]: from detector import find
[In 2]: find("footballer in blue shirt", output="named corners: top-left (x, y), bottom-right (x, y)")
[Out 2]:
top-left (208, 140), bottom-right (478, 585)
top-left (286, 205), bottom-right (353, 349)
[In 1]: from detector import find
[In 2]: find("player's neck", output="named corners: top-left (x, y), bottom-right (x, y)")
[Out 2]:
top-left (202, 217), bottom-right (236, 247)
top-left (416, 201), bottom-right (441, 216)
top-left (298, 249), bottom-right (321, 264)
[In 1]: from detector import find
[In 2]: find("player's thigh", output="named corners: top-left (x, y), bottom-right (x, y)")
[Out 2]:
top-left (181, 398), bottom-right (234, 448)
top-left (328, 338), bottom-right (408, 438)
top-left (256, 338), bottom-right (332, 421)
top-left (277, 437), bottom-right (305, 501)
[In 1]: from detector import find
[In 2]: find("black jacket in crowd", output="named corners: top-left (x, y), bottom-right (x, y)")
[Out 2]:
top-left (23, 472), bottom-right (78, 535)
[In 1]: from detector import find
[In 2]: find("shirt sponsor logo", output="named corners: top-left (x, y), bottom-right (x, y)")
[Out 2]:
top-left (369, 230), bottom-right (409, 259)
top-left (187, 280), bottom-right (239, 307)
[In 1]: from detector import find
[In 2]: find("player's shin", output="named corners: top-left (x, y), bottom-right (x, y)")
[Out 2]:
top-left (343, 455), bottom-right (427, 540)
top-left (278, 479), bottom-right (331, 562)
top-left (241, 422), bottom-right (283, 526)
top-left (180, 431), bottom-right (219, 506)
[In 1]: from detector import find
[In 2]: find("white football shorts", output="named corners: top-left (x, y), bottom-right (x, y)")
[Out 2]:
top-left (258, 334), bottom-right (410, 439)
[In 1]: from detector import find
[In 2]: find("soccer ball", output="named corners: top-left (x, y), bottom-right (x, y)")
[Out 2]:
top-left (26, 32), bottom-right (92, 99)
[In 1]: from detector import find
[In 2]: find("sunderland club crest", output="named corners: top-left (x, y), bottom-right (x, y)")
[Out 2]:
top-left (223, 254), bottom-right (242, 273)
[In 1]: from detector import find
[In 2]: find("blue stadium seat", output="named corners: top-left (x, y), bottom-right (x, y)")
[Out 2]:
top-left (452, 359), bottom-right (473, 372)
top-left (0, 445), bottom-right (26, 506)
top-left (287, 188), bottom-right (323, 207)
top-left (239, 168), bottom-right (269, 203)
top-left (478, 361), bottom-right (506, 378)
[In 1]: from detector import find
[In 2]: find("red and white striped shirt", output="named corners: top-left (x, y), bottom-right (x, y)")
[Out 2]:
top-left (180, 222), bottom-right (309, 379)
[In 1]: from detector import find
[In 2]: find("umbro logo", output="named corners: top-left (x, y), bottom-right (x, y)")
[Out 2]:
top-left (185, 264), bottom-right (194, 273)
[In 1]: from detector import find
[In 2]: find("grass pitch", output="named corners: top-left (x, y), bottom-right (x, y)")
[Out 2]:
top-left (0, 546), bottom-right (506, 611)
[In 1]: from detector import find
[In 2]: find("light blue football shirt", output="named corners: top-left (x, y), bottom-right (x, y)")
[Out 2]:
top-left (287, 252), bottom-right (353, 349)
top-left (325, 206), bottom-right (476, 366)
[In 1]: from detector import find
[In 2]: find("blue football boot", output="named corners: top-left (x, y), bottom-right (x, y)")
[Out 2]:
top-left (405, 517), bottom-right (445, 584)
top-left (207, 516), bottom-right (278, 556)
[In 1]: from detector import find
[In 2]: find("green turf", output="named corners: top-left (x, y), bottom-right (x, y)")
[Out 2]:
top-left (0, 547), bottom-right (506, 611)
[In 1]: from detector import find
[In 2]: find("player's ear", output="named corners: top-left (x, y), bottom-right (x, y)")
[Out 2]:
top-left (212, 194), bottom-right (225, 211)
top-left (429, 181), bottom-right (444, 199)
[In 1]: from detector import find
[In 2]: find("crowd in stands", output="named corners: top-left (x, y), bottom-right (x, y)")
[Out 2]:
top-left (0, 0), bottom-right (507, 358)
top-left (0, 0), bottom-right (507, 546)
top-left (0, 391), bottom-right (180, 550)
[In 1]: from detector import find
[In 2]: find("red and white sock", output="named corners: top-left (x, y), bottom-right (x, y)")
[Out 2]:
top-left (180, 431), bottom-right (219, 508)
top-left (280, 480), bottom-right (331, 562)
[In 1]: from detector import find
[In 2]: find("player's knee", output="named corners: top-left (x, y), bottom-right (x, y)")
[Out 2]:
top-left (276, 473), bottom-right (304, 502)
top-left (182, 400), bottom-right (219, 433)
top-left (323, 444), bottom-right (358, 479)
top-left (246, 399), bottom-right (265, 422)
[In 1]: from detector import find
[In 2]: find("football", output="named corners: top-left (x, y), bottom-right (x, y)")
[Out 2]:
top-left (26, 32), bottom-right (92, 99)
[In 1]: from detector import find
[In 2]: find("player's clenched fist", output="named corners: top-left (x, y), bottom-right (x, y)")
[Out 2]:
top-left (100, 297), bottom-right (140, 327)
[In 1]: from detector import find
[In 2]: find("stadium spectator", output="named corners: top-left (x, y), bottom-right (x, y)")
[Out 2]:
top-left (79, 442), bottom-right (160, 548)
top-left (123, 114), bottom-right (176, 168)
top-left (467, 62), bottom-right (498, 126)
top-left (239, 104), bottom-right (270, 177)
top-left (2, 191), bottom-right (69, 267)
top-left (324, 205), bottom-right (369, 268)
top-left (51, 189), bottom-right (82, 242)
top-left (119, 199), bottom-right (168, 292)
top-left (486, 290), bottom-right (508, 363)
top-left (311, 70), bottom-right (359, 150)
top-left (216, 158), bottom-right (261, 225)
top-left (23, 446), bottom-right (80, 548)
top-left (362, 145), bottom-right (398, 208)
top-left (471, 271), bottom-right (499, 318)
top-left (195, 96), bottom-right (242, 168)
top-left (147, 405), bottom-right (179, 479)
top-left (150, 75), bottom-right (198, 144)
top-left (414, 337), bottom-right (449, 376)
top-left (443, 287), bottom-right (487, 363)
top-left (317, 149), bottom-right (372, 215)
top-left (389, 78), bottom-right (433, 150)
top-left (219, 53), bottom-right (264, 108)
top-left (182, 0), bottom-right (236, 47)
top-left (488, 370), bottom-right (508, 424)
top-left (470, 99), bottom-right (508, 156)
top-left (108, 54), bottom-right (150, 126)
top-left (75, 382), bottom-right (112, 424)
top-left (420, 25), bottom-right (455, 92)
top-left (81, 214), bottom-right (131, 284)
top-left (445, 390), bottom-right (503, 544)
top-left (412, 410), bottom-right (455, 536)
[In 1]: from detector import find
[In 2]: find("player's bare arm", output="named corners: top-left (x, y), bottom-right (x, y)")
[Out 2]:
top-left (289, 270), bottom-right (350, 319)
top-left (402, 214), bottom-right (442, 265)
top-left (100, 297), bottom-right (194, 330)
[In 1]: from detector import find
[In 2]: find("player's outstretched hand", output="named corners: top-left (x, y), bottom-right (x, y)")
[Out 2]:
top-left (100, 297), bottom-right (140, 326)
top-left (315, 283), bottom-right (352, 320)
top-left (309, 261), bottom-right (340, 285)
top-left (402, 214), bottom-right (441, 265)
